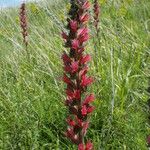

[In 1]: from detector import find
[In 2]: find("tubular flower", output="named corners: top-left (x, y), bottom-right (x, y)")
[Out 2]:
top-left (93, 0), bottom-right (100, 33)
top-left (62, 0), bottom-right (95, 149)
top-left (19, 2), bottom-right (28, 48)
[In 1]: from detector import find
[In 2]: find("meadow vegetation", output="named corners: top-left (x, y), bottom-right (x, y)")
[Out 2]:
top-left (0, 0), bottom-right (150, 149)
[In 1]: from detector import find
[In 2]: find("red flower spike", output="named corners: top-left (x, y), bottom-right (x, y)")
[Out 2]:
top-left (85, 141), bottom-right (93, 150)
top-left (19, 2), bottom-right (28, 48)
top-left (94, 0), bottom-right (100, 34)
top-left (81, 75), bottom-right (93, 87)
top-left (62, 0), bottom-right (94, 148)
top-left (80, 54), bottom-right (91, 64)
top-left (83, 94), bottom-right (95, 105)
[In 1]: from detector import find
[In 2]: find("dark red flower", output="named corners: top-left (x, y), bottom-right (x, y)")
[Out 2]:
top-left (81, 105), bottom-right (88, 116)
top-left (66, 89), bottom-right (80, 100)
top-left (85, 141), bottom-right (93, 150)
top-left (78, 143), bottom-right (84, 150)
top-left (76, 117), bottom-right (83, 127)
top-left (70, 20), bottom-right (78, 32)
top-left (81, 75), bottom-right (93, 87)
top-left (79, 66), bottom-right (89, 77)
top-left (78, 47), bottom-right (85, 53)
top-left (64, 61), bottom-right (79, 73)
top-left (63, 74), bottom-right (72, 84)
top-left (19, 2), bottom-right (28, 48)
top-left (80, 13), bottom-right (90, 23)
top-left (78, 141), bottom-right (93, 150)
top-left (71, 61), bottom-right (79, 73)
top-left (66, 128), bottom-right (74, 138)
top-left (83, 94), bottom-right (95, 105)
top-left (74, 90), bottom-right (81, 100)
top-left (93, 0), bottom-right (100, 34)
top-left (80, 54), bottom-right (91, 64)
top-left (67, 117), bottom-right (76, 126)
top-left (72, 39), bottom-right (80, 50)
top-left (62, 53), bottom-right (72, 64)
top-left (78, 32), bottom-right (89, 44)
top-left (87, 106), bottom-right (95, 113)
top-left (66, 128), bottom-right (80, 144)
top-left (82, 121), bottom-right (89, 136)
top-left (81, 105), bottom-right (94, 116)
top-left (77, 27), bottom-right (89, 38)
top-left (82, 1), bottom-right (90, 10)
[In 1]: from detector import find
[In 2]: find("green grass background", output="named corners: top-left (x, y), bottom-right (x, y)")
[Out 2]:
top-left (0, 0), bottom-right (150, 149)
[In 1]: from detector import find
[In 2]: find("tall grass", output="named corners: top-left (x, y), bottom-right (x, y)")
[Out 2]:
top-left (0, 0), bottom-right (150, 149)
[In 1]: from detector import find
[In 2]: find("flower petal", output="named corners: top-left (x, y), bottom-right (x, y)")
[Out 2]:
top-left (82, 1), bottom-right (90, 10)
top-left (83, 94), bottom-right (95, 105)
top-left (62, 53), bottom-right (71, 64)
top-left (72, 39), bottom-right (79, 50)
top-left (70, 20), bottom-right (78, 32)
top-left (82, 121), bottom-right (89, 136)
top-left (81, 105), bottom-right (87, 116)
top-left (63, 74), bottom-right (72, 84)
top-left (80, 13), bottom-right (89, 23)
top-left (87, 106), bottom-right (95, 113)
top-left (66, 117), bottom-right (76, 126)
top-left (85, 141), bottom-right (93, 150)
top-left (78, 143), bottom-right (84, 150)
top-left (80, 54), bottom-right (91, 64)
top-left (81, 75), bottom-right (93, 87)
top-left (71, 61), bottom-right (79, 73)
